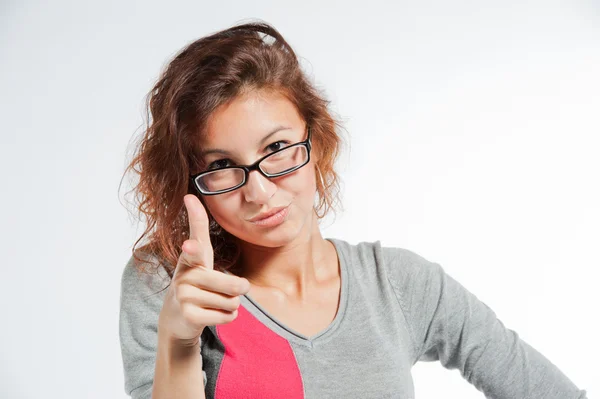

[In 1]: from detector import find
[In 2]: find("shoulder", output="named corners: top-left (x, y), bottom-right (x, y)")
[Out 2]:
top-left (379, 244), bottom-right (442, 279)
top-left (120, 251), bottom-right (171, 305)
top-left (327, 237), bottom-right (441, 283)
top-left (378, 244), bottom-right (445, 304)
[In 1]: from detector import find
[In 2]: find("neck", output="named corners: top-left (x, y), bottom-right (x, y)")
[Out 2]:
top-left (235, 212), bottom-right (333, 301)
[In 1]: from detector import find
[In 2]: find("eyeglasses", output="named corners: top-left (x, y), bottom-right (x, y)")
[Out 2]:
top-left (190, 126), bottom-right (312, 196)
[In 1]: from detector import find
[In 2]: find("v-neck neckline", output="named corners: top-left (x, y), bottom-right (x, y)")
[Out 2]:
top-left (231, 238), bottom-right (349, 348)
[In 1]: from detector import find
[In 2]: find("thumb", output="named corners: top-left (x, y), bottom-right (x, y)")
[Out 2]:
top-left (183, 194), bottom-right (214, 270)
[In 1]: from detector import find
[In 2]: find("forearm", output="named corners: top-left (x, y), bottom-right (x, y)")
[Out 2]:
top-left (152, 324), bottom-right (205, 399)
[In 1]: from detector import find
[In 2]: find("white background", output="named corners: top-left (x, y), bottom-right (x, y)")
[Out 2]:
top-left (1, 0), bottom-right (598, 398)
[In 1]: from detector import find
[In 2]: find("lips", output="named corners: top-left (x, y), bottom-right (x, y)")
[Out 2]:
top-left (248, 205), bottom-right (289, 222)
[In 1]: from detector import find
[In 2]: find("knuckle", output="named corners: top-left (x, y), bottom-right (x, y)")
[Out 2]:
top-left (175, 290), bottom-right (189, 305)
top-left (230, 295), bottom-right (241, 308)
top-left (226, 309), bottom-right (239, 322)
top-left (177, 255), bottom-right (192, 270)
top-left (180, 303), bottom-right (195, 321)
top-left (229, 280), bottom-right (245, 294)
top-left (173, 282), bottom-right (184, 302)
top-left (219, 310), bottom-right (237, 324)
top-left (182, 239), bottom-right (196, 254)
top-left (221, 297), bottom-right (239, 312)
top-left (175, 284), bottom-right (194, 304)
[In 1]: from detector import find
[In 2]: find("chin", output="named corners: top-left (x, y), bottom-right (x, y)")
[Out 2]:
top-left (248, 220), bottom-right (300, 247)
top-left (241, 209), bottom-right (308, 247)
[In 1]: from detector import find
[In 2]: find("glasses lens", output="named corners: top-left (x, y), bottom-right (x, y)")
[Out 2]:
top-left (196, 168), bottom-right (245, 193)
top-left (260, 145), bottom-right (308, 175)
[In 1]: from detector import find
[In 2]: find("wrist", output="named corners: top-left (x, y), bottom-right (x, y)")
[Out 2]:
top-left (158, 316), bottom-right (202, 349)
top-left (158, 329), bottom-right (200, 361)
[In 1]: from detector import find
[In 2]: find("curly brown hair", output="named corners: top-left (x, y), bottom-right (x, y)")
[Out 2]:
top-left (120, 20), bottom-right (347, 280)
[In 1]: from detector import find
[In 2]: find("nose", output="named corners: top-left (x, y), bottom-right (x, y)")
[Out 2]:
top-left (242, 170), bottom-right (277, 204)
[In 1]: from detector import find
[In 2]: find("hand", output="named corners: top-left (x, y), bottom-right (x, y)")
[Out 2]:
top-left (158, 194), bottom-right (250, 345)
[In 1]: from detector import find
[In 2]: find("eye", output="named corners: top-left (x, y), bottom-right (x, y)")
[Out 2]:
top-left (267, 140), bottom-right (290, 152)
top-left (205, 141), bottom-right (291, 170)
top-left (207, 159), bottom-right (232, 170)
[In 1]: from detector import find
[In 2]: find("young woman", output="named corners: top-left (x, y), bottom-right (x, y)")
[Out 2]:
top-left (119, 21), bottom-right (587, 399)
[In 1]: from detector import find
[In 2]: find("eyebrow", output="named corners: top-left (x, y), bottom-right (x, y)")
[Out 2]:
top-left (200, 125), bottom-right (292, 158)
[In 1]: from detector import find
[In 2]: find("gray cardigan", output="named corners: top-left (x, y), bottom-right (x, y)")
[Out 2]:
top-left (119, 238), bottom-right (587, 398)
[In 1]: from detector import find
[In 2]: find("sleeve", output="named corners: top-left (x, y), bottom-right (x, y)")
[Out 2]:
top-left (382, 246), bottom-right (588, 399)
top-left (118, 254), bottom-right (208, 398)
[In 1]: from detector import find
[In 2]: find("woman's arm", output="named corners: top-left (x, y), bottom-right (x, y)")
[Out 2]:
top-left (152, 321), bottom-right (205, 399)
top-left (119, 255), bottom-right (207, 399)
top-left (382, 245), bottom-right (588, 399)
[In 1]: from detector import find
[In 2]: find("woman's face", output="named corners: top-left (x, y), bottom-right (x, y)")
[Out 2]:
top-left (199, 89), bottom-right (319, 248)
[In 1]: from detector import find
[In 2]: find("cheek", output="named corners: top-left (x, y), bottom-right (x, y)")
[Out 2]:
top-left (285, 166), bottom-right (319, 209)
top-left (277, 165), bottom-right (317, 196)
top-left (202, 197), bottom-right (235, 224)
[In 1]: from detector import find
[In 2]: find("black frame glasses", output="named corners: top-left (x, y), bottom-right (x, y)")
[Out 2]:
top-left (190, 126), bottom-right (312, 196)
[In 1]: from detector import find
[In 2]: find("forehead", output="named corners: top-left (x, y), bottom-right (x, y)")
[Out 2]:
top-left (202, 89), bottom-right (303, 146)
